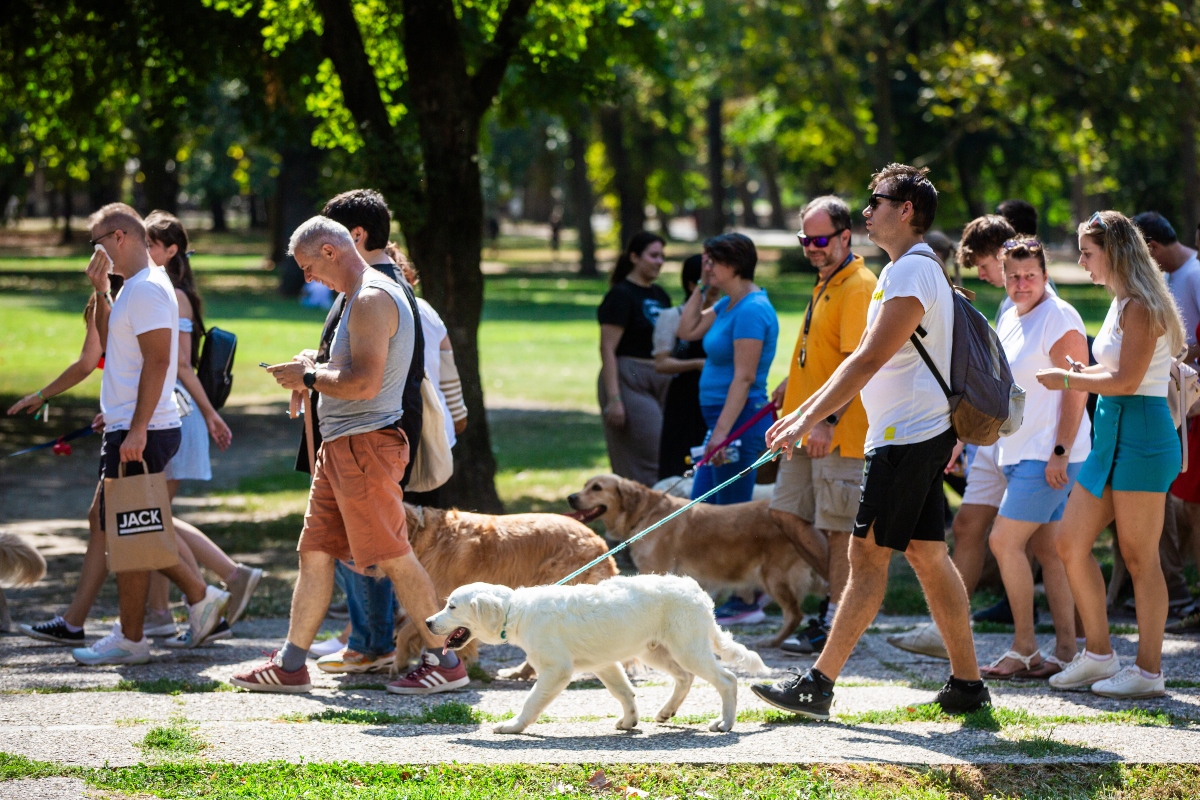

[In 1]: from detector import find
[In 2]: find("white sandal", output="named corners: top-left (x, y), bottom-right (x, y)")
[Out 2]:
top-left (980, 649), bottom-right (1040, 679)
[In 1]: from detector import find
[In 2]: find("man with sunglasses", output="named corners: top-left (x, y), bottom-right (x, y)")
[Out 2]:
top-left (753, 164), bottom-right (989, 720)
top-left (767, 196), bottom-right (876, 655)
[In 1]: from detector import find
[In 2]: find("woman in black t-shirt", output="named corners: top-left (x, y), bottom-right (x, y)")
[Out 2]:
top-left (597, 232), bottom-right (673, 485)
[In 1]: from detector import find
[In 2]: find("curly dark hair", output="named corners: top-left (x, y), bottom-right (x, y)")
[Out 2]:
top-left (957, 215), bottom-right (1016, 269)
top-left (868, 163), bottom-right (938, 234)
top-left (322, 189), bottom-right (392, 251)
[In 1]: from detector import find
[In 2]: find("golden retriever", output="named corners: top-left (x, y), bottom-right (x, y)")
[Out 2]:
top-left (0, 532), bottom-right (47, 632)
top-left (427, 575), bottom-right (769, 733)
top-left (391, 504), bottom-right (618, 675)
top-left (568, 474), bottom-right (823, 647)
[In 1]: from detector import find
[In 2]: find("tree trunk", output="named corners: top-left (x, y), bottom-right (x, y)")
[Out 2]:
top-left (759, 147), bottom-right (787, 230)
top-left (567, 123), bottom-right (598, 277)
top-left (871, 43), bottom-right (896, 167)
top-left (209, 196), bottom-right (228, 232)
top-left (705, 94), bottom-right (725, 236)
top-left (733, 151), bottom-right (758, 228)
top-left (139, 117), bottom-right (180, 215)
top-left (598, 104), bottom-right (646, 246)
top-left (58, 182), bottom-right (73, 245)
top-left (273, 140), bottom-right (322, 296)
top-left (953, 140), bottom-right (986, 220)
top-left (1182, 101), bottom-right (1199, 245)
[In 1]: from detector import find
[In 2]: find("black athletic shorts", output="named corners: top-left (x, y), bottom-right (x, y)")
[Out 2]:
top-left (853, 427), bottom-right (957, 552)
top-left (97, 428), bottom-right (182, 531)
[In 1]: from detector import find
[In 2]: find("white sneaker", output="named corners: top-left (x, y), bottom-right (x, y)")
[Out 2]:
top-left (309, 637), bottom-right (348, 658)
top-left (143, 610), bottom-right (179, 638)
top-left (1048, 650), bottom-right (1120, 691)
top-left (72, 624), bottom-right (150, 665)
top-left (886, 622), bottom-right (949, 659)
top-left (1091, 665), bottom-right (1166, 699)
top-left (186, 586), bottom-right (229, 649)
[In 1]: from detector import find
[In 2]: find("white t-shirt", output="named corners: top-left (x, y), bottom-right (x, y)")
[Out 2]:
top-left (1166, 254), bottom-right (1200, 345)
top-left (995, 296), bottom-right (1092, 465)
top-left (652, 306), bottom-right (683, 357)
top-left (1092, 297), bottom-right (1173, 397)
top-left (100, 266), bottom-right (181, 431)
top-left (860, 243), bottom-right (954, 450)
top-left (416, 297), bottom-right (456, 449)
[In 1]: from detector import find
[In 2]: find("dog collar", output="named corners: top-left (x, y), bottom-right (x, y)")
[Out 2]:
top-left (500, 608), bottom-right (509, 640)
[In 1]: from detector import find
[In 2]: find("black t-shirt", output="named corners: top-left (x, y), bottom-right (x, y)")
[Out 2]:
top-left (597, 280), bottom-right (672, 358)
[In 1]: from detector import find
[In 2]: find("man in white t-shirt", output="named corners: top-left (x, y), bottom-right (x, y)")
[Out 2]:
top-left (752, 165), bottom-right (989, 720)
top-left (1133, 211), bottom-right (1200, 615)
top-left (72, 204), bottom-right (229, 667)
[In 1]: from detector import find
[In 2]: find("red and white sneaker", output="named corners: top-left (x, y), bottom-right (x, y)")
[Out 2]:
top-left (230, 650), bottom-right (313, 694)
top-left (386, 651), bottom-right (469, 695)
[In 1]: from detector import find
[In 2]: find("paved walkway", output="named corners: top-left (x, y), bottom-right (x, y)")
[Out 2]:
top-left (2, 617), bottom-right (1197, 767)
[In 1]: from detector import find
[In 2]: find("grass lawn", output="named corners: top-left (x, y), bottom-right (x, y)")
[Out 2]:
top-left (3, 751), bottom-right (1199, 798)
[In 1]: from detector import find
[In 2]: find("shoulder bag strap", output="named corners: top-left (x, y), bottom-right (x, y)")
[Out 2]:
top-left (909, 325), bottom-right (952, 399)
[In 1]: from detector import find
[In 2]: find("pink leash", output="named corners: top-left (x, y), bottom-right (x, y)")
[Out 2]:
top-left (694, 402), bottom-right (778, 469)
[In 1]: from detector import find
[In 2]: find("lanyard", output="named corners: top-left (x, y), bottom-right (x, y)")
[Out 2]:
top-left (799, 254), bottom-right (855, 367)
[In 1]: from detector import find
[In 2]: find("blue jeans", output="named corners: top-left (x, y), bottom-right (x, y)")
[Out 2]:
top-left (691, 400), bottom-right (773, 505)
top-left (334, 561), bottom-right (397, 657)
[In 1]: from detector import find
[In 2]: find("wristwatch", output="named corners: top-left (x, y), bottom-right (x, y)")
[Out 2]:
top-left (1053, 444), bottom-right (1069, 457)
top-left (824, 414), bottom-right (840, 426)
top-left (303, 370), bottom-right (318, 389)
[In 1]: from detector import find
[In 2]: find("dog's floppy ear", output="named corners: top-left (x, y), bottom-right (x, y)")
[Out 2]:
top-left (469, 593), bottom-right (507, 635)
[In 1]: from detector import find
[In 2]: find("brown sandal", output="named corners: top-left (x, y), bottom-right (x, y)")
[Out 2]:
top-left (980, 649), bottom-right (1040, 680)
top-left (1013, 653), bottom-right (1066, 680)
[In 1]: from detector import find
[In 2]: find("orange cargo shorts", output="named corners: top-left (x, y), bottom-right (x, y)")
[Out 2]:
top-left (297, 427), bottom-right (411, 568)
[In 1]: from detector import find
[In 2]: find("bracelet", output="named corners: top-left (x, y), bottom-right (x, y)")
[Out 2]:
top-left (36, 389), bottom-right (46, 400)
top-left (1063, 373), bottom-right (1070, 390)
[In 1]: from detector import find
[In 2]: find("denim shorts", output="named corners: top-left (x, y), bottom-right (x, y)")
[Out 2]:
top-left (998, 459), bottom-right (1082, 524)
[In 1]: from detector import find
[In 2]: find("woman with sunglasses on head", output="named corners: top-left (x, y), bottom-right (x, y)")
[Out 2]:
top-left (981, 239), bottom-right (1091, 681)
top-left (1036, 211), bottom-right (1185, 699)
top-left (597, 232), bottom-right (673, 485)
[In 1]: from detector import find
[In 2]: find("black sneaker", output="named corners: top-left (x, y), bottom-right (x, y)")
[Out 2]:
top-left (19, 616), bottom-right (85, 645)
top-left (973, 597), bottom-right (1023, 625)
top-left (780, 620), bottom-right (829, 655)
top-left (935, 678), bottom-right (992, 714)
top-left (751, 668), bottom-right (833, 720)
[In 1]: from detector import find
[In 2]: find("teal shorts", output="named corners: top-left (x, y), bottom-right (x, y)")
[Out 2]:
top-left (1076, 395), bottom-right (1181, 497)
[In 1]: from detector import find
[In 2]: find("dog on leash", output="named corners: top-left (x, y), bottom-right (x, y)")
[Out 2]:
top-left (427, 574), bottom-right (770, 734)
top-left (568, 475), bottom-right (823, 647)
top-left (0, 532), bottom-right (47, 632)
top-left (392, 505), bottom-right (619, 676)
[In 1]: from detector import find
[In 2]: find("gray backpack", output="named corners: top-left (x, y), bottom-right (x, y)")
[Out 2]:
top-left (908, 252), bottom-right (1024, 446)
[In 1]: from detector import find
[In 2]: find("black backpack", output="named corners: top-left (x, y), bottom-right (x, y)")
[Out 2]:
top-left (197, 327), bottom-right (237, 411)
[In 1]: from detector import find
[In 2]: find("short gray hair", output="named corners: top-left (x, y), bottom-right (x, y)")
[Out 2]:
top-left (287, 216), bottom-right (355, 259)
top-left (800, 195), bottom-right (852, 234)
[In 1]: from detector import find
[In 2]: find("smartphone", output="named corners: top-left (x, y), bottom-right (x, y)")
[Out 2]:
top-left (1065, 355), bottom-right (1084, 372)
top-left (259, 362), bottom-right (272, 369)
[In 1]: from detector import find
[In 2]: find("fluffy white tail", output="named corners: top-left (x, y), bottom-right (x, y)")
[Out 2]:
top-left (0, 532), bottom-right (46, 587)
top-left (710, 623), bottom-right (770, 676)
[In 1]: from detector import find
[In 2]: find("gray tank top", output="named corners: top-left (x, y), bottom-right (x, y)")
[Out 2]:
top-left (318, 270), bottom-right (415, 441)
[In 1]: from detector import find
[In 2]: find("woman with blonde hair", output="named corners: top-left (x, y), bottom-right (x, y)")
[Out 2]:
top-left (1036, 210), bottom-right (1186, 699)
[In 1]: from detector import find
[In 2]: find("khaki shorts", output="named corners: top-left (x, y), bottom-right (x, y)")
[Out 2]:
top-left (769, 446), bottom-right (864, 533)
top-left (298, 427), bottom-right (411, 568)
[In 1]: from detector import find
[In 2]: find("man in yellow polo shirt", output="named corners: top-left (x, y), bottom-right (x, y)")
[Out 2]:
top-left (769, 196), bottom-right (877, 654)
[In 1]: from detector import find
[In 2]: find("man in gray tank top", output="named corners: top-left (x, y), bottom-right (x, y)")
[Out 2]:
top-left (232, 216), bottom-right (468, 694)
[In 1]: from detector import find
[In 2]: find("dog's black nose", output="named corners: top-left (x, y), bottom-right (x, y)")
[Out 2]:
top-left (425, 617), bottom-right (436, 628)
top-left (567, 493), bottom-right (580, 508)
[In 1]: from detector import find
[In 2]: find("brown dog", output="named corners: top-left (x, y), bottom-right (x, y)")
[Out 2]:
top-left (0, 532), bottom-right (47, 632)
top-left (569, 474), bottom-right (823, 647)
top-left (392, 505), bottom-right (618, 675)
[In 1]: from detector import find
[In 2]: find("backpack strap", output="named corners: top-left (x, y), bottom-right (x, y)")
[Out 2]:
top-left (910, 326), bottom-right (952, 399)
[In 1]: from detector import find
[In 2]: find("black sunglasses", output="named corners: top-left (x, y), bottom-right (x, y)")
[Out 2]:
top-left (89, 229), bottom-right (120, 247)
top-left (867, 193), bottom-right (904, 210)
top-left (797, 230), bottom-right (845, 248)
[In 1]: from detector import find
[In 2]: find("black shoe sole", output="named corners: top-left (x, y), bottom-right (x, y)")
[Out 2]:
top-left (750, 685), bottom-right (830, 721)
top-left (20, 629), bottom-right (83, 646)
top-left (937, 696), bottom-right (992, 714)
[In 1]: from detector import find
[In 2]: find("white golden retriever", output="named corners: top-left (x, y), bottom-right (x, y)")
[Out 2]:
top-left (427, 574), bottom-right (770, 734)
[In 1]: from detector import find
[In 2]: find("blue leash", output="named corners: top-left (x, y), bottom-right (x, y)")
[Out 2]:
top-left (4, 424), bottom-right (95, 458)
top-left (555, 449), bottom-right (781, 586)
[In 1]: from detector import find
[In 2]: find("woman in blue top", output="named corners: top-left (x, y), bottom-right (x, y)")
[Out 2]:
top-left (677, 233), bottom-right (779, 505)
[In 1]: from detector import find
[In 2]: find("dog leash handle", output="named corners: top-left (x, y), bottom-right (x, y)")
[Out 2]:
top-left (554, 448), bottom-right (782, 586)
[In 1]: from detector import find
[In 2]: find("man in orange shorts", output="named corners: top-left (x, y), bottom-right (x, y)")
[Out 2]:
top-left (232, 216), bottom-right (466, 694)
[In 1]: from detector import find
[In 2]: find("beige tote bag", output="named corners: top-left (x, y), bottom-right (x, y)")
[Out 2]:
top-left (104, 461), bottom-right (180, 572)
top-left (406, 376), bottom-right (454, 492)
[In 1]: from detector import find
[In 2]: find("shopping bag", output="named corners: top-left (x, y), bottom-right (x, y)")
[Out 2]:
top-left (104, 460), bottom-right (179, 572)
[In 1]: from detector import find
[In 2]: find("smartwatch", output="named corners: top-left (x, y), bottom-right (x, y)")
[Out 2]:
top-left (1053, 444), bottom-right (1069, 457)
top-left (303, 370), bottom-right (318, 389)
top-left (824, 414), bottom-right (840, 426)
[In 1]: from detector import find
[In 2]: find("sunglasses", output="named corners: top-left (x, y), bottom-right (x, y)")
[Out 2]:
top-left (867, 193), bottom-right (904, 210)
top-left (89, 229), bottom-right (120, 247)
top-left (1088, 211), bottom-right (1107, 231)
top-left (1003, 238), bottom-right (1042, 251)
top-left (797, 230), bottom-right (845, 248)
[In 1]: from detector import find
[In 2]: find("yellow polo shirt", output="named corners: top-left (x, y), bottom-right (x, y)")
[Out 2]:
top-left (781, 255), bottom-right (877, 460)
